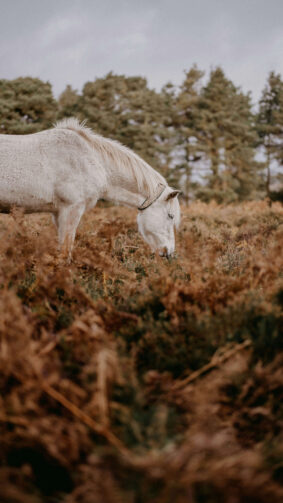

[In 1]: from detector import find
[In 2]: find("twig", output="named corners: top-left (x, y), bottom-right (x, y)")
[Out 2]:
top-left (38, 338), bottom-right (58, 356)
top-left (173, 339), bottom-right (252, 390)
top-left (41, 381), bottom-right (131, 458)
top-left (10, 363), bottom-right (135, 461)
top-left (0, 414), bottom-right (29, 426)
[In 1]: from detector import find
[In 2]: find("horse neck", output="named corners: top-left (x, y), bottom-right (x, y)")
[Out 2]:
top-left (103, 161), bottom-right (148, 208)
top-left (93, 139), bottom-right (165, 208)
top-left (103, 183), bottom-right (145, 208)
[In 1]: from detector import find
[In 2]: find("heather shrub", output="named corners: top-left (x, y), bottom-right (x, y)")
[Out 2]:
top-left (0, 201), bottom-right (282, 502)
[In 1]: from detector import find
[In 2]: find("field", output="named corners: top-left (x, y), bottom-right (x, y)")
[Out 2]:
top-left (0, 200), bottom-right (282, 503)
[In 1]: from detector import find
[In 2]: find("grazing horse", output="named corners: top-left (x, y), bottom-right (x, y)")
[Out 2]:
top-left (0, 118), bottom-right (180, 259)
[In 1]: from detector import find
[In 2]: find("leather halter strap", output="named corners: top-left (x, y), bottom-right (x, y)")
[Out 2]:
top-left (138, 183), bottom-right (167, 211)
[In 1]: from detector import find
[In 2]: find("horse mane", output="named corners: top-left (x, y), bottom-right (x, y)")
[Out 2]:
top-left (54, 118), bottom-right (167, 197)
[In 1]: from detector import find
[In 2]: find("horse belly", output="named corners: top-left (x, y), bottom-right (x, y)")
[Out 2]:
top-left (0, 150), bottom-right (55, 213)
top-left (0, 179), bottom-right (55, 213)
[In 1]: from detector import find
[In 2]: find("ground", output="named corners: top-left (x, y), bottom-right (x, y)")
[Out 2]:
top-left (0, 201), bottom-right (282, 503)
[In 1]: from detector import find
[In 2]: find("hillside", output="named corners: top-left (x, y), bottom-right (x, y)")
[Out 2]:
top-left (0, 201), bottom-right (282, 503)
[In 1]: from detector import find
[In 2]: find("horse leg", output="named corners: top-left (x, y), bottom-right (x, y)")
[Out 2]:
top-left (52, 213), bottom-right (59, 230)
top-left (57, 202), bottom-right (85, 262)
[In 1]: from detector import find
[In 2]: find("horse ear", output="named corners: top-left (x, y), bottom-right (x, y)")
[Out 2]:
top-left (166, 189), bottom-right (181, 201)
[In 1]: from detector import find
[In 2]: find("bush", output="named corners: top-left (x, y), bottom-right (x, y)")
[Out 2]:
top-left (0, 201), bottom-right (283, 502)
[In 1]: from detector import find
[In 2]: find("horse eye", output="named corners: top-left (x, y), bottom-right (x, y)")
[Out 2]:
top-left (168, 213), bottom-right (174, 219)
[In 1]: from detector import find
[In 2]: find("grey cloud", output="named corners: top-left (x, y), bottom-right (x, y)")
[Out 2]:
top-left (0, 0), bottom-right (282, 103)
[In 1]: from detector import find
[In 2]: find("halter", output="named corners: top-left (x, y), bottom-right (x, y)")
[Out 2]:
top-left (138, 183), bottom-right (167, 211)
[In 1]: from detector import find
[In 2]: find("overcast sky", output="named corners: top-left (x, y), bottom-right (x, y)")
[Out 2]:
top-left (0, 0), bottom-right (282, 103)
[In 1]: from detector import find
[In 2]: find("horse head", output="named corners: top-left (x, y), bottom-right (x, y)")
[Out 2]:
top-left (137, 185), bottom-right (181, 258)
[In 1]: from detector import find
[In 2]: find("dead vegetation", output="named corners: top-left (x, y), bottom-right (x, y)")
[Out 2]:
top-left (0, 201), bottom-right (282, 503)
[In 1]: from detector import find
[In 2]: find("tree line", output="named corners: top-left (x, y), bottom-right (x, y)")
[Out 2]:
top-left (0, 67), bottom-right (282, 202)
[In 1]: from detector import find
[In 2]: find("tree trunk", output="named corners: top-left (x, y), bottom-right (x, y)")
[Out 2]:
top-left (210, 144), bottom-right (220, 189)
top-left (266, 137), bottom-right (272, 206)
top-left (185, 139), bottom-right (190, 205)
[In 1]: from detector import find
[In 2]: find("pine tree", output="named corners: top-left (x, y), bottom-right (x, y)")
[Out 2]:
top-left (196, 68), bottom-right (262, 202)
top-left (58, 85), bottom-right (80, 119)
top-left (173, 66), bottom-right (204, 201)
top-left (257, 71), bottom-right (283, 198)
top-left (77, 73), bottom-right (172, 173)
top-left (0, 77), bottom-right (57, 134)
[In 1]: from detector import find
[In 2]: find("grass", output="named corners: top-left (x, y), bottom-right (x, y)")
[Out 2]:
top-left (0, 200), bottom-right (282, 502)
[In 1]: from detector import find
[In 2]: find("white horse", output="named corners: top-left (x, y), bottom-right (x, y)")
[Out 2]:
top-left (0, 118), bottom-right (180, 259)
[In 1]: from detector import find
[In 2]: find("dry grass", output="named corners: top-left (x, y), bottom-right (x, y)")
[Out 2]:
top-left (0, 201), bottom-right (282, 503)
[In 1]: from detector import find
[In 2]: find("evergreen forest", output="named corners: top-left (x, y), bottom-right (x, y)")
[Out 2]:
top-left (0, 67), bottom-right (282, 203)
